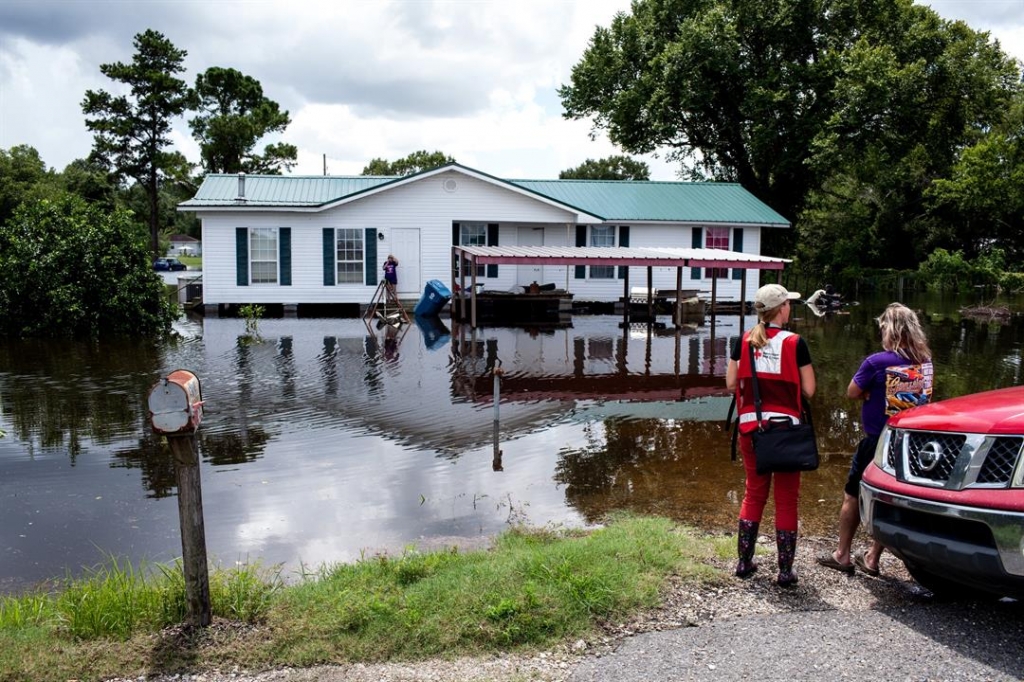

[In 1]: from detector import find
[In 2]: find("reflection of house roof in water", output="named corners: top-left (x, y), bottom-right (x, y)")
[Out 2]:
top-left (570, 396), bottom-right (733, 423)
top-left (469, 373), bottom-right (730, 403)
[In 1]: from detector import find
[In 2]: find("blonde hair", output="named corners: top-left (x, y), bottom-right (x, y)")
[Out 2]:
top-left (748, 303), bottom-right (786, 348)
top-left (877, 303), bottom-right (930, 363)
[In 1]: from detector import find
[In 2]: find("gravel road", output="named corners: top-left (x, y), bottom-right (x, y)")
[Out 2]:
top-left (107, 536), bottom-right (1024, 682)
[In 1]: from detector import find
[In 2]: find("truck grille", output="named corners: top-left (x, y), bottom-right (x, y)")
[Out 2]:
top-left (906, 432), bottom-right (965, 482)
top-left (977, 437), bottom-right (1023, 485)
top-left (890, 430), bottom-right (1023, 489)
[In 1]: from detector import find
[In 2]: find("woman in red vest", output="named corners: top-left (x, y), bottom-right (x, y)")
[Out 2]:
top-left (726, 284), bottom-right (816, 586)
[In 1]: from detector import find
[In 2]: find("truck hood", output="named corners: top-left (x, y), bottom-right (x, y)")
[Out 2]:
top-left (890, 385), bottom-right (1024, 435)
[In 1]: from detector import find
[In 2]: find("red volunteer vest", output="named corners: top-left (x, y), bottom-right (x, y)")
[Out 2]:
top-left (735, 327), bottom-right (803, 434)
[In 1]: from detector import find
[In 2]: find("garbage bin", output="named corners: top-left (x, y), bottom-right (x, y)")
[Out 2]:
top-left (414, 314), bottom-right (451, 351)
top-left (413, 279), bottom-right (452, 317)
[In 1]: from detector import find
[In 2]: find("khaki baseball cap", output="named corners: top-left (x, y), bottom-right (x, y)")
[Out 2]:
top-left (754, 283), bottom-right (800, 310)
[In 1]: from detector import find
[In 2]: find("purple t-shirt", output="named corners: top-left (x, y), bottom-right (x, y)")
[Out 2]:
top-left (853, 350), bottom-right (933, 435)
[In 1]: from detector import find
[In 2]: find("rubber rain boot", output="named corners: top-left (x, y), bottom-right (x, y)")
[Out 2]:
top-left (735, 519), bottom-right (760, 578)
top-left (776, 529), bottom-right (798, 587)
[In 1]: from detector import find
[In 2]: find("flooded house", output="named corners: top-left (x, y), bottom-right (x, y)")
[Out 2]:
top-left (177, 163), bottom-right (790, 317)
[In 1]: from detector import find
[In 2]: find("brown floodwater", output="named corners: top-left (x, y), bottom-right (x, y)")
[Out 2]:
top-left (1, 290), bottom-right (1021, 592)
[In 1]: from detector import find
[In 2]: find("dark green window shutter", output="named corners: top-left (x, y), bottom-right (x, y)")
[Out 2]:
top-left (236, 227), bottom-right (249, 286)
top-left (323, 228), bottom-right (335, 286)
top-left (280, 228), bottom-right (291, 286)
top-left (575, 225), bottom-right (587, 279)
top-left (618, 225), bottom-right (630, 279)
top-left (690, 227), bottom-right (702, 280)
top-left (364, 227), bottom-right (377, 286)
top-left (486, 223), bottom-right (498, 278)
top-left (732, 228), bottom-right (744, 280)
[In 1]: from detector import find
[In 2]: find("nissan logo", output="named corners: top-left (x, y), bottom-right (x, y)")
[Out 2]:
top-left (916, 441), bottom-right (943, 472)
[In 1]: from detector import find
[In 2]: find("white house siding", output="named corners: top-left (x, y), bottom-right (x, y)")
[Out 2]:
top-left (198, 171), bottom-right (578, 306)
top-left (195, 170), bottom-right (772, 306)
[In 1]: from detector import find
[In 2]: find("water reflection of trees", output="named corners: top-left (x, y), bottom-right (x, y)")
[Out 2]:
top-left (554, 418), bottom-right (739, 524)
top-left (0, 338), bottom-right (162, 461)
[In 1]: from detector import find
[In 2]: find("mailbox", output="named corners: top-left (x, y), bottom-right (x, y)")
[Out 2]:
top-left (148, 370), bottom-right (204, 434)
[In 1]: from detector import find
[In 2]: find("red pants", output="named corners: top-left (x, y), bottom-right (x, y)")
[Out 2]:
top-left (738, 433), bottom-right (800, 531)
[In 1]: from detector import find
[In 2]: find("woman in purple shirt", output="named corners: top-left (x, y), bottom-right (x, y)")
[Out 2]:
top-left (817, 303), bottom-right (932, 576)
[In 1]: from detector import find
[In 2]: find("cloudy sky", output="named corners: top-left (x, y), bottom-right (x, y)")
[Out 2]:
top-left (1, 0), bottom-right (1022, 182)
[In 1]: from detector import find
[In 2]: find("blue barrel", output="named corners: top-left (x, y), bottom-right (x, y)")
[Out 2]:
top-left (413, 279), bottom-right (452, 317)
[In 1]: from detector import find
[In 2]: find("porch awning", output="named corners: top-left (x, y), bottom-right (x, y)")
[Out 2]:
top-left (451, 246), bottom-right (790, 270)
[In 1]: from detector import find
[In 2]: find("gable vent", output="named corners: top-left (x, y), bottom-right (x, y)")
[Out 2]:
top-left (442, 178), bottom-right (458, 193)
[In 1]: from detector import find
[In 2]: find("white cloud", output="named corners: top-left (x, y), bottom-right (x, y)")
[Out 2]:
top-left (0, 0), bottom-right (1020, 182)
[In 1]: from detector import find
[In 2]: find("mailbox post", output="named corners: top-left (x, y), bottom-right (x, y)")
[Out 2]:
top-left (148, 370), bottom-right (211, 628)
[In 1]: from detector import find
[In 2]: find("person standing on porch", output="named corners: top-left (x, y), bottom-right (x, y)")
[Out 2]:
top-left (726, 284), bottom-right (816, 587)
top-left (383, 254), bottom-right (399, 289)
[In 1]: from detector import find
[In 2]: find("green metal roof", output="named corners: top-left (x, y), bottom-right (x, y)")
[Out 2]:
top-left (182, 174), bottom-right (394, 207)
top-left (179, 163), bottom-right (789, 226)
top-left (510, 179), bottom-right (788, 225)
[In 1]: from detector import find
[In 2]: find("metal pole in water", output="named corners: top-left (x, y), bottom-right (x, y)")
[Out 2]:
top-left (492, 360), bottom-right (503, 471)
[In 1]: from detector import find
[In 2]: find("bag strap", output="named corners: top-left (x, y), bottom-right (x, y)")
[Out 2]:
top-left (750, 337), bottom-right (815, 431)
top-left (747, 342), bottom-right (764, 426)
top-left (724, 394), bottom-right (740, 461)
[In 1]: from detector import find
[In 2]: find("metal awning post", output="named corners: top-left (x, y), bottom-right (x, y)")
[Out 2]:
top-left (710, 270), bottom-right (718, 327)
top-left (740, 269), bottom-right (748, 325)
top-left (471, 255), bottom-right (478, 328)
top-left (622, 267), bottom-right (629, 325)
top-left (647, 266), bottom-right (654, 320)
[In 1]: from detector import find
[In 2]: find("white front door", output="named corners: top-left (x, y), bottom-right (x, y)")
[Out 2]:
top-left (391, 228), bottom-right (420, 296)
top-left (517, 226), bottom-right (544, 287)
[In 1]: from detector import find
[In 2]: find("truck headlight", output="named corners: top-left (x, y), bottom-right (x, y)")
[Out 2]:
top-left (874, 425), bottom-right (897, 474)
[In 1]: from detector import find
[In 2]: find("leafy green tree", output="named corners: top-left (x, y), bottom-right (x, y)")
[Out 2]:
top-left (82, 29), bottom-right (193, 257)
top-left (362, 150), bottom-right (455, 176)
top-left (560, 0), bottom-right (1020, 265)
top-left (190, 66), bottom-right (297, 175)
top-left (800, 17), bottom-right (1021, 272)
top-left (0, 194), bottom-right (177, 338)
top-left (58, 157), bottom-right (119, 212)
top-left (0, 145), bottom-right (55, 225)
top-left (928, 90), bottom-right (1024, 261)
top-left (559, 155), bottom-right (650, 180)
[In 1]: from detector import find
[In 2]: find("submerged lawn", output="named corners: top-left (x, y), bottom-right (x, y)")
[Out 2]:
top-left (0, 516), bottom-right (730, 682)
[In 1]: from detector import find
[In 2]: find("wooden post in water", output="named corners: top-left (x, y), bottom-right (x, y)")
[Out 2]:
top-left (147, 371), bottom-right (211, 628)
top-left (492, 364), bottom-right (504, 472)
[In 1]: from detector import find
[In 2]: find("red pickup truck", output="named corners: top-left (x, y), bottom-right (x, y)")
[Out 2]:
top-left (860, 385), bottom-right (1024, 599)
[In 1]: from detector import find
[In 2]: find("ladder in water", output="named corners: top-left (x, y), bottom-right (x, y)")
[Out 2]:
top-left (364, 280), bottom-right (410, 326)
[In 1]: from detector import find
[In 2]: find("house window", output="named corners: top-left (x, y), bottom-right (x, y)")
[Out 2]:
top-left (704, 226), bottom-right (730, 278)
top-left (250, 228), bottom-right (278, 284)
top-left (590, 225), bottom-right (615, 279)
top-left (460, 222), bottom-right (487, 277)
top-left (335, 228), bottom-right (364, 283)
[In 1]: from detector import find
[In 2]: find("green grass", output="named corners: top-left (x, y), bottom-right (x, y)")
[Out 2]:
top-left (0, 516), bottom-right (726, 682)
top-left (177, 255), bottom-right (202, 269)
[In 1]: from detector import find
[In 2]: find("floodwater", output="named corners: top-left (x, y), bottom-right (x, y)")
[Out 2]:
top-left (1, 291), bottom-right (1021, 593)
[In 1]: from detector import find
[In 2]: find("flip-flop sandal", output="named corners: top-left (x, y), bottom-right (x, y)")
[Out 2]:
top-left (816, 553), bottom-right (855, 574)
top-left (854, 552), bottom-right (881, 577)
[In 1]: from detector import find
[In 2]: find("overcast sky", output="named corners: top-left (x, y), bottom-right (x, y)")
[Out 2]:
top-left (1, 0), bottom-right (1021, 182)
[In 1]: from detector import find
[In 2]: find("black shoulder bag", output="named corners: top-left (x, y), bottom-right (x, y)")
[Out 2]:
top-left (748, 342), bottom-right (819, 475)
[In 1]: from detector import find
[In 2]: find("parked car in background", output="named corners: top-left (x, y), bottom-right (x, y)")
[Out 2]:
top-left (154, 257), bottom-right (187, 271)
top-left (860, 385), bottom-right (1024, 599)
